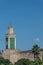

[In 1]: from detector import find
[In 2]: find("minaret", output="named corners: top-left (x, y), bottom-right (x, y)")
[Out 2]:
top-left (5, 25), bottom-right (16, 49)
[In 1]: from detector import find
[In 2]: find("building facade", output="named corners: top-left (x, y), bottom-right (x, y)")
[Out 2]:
top-left (1, 26), bottom-right (43, 64)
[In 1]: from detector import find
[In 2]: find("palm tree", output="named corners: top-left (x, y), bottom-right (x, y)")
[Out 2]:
top-left (32, 44), bottom-right (40, 60)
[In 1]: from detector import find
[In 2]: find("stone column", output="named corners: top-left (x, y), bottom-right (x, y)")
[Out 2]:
top-left (8, 37), bottom-right (10, 49)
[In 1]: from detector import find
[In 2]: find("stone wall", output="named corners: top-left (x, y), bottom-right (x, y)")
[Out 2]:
top-left (2, 49), bottom-right (43, 64)
top-left (19, 51), bottom-right (34, 61)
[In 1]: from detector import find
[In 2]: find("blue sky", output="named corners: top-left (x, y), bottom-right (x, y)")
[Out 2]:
top-left (0, 0), bottom-right (43, 51)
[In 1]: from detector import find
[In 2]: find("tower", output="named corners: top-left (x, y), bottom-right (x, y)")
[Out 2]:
top-left (5, 25), bottom-right (16, 49)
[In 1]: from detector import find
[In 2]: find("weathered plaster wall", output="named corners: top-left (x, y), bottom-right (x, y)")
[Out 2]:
top-left (2, 49), bottom-right (43, 64)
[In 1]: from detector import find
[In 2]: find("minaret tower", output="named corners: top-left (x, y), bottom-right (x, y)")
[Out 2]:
top-left (5, 25), bottom-right (16, 49)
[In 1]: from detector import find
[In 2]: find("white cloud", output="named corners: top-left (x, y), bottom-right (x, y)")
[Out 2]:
top-left (34, 38), bottom-right (40, 43)
top-left (35, 38), bottom-right (40, 42)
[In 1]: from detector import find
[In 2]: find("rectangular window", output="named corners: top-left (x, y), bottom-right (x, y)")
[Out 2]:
top-left (10, 38), bottom-right (14, 49)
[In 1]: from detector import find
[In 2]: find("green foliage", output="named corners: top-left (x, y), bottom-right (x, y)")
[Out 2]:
top-left (32, 44), bottom-right (40, 60)
top-left (0, 56), bottom-right (13, 65)
top-left (14, 58), bottom-right (43, 65)
top-left (14, 58), bottom-right (30, 65)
